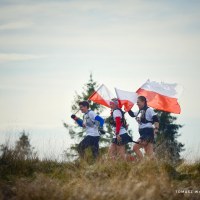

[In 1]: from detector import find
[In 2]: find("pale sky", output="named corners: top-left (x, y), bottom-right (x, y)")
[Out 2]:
top-left (0, 0), bottom-right (200, 160)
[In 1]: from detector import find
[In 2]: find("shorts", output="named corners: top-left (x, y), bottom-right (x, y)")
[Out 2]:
top-left (112, 133), bottom-right (133, 146)
top-left (139, 128), bottom-right (154, 143)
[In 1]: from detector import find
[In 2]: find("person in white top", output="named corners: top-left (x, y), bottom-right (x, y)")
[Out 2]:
top-left (128, 96), bottom-right (159, 160)
top-left (71, 101), bottom-right (105, 159)
top-left (108, 98), bottom-right (133, 160)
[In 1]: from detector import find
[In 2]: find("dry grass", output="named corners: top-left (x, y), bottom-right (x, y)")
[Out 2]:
top-left (0, 155), bottom-right (200, 200)
top-left (0, 143), bottom-right (200, 200)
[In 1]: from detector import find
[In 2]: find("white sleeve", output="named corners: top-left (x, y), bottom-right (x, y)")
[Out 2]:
top-left (134, 111), bottom-right (139, 116)
top-left (88, 110), bottom-right (97, 121)
top-left (113, 110), bottom-right (122, 119)
top-left (146, 108), bottom-right (157, 119)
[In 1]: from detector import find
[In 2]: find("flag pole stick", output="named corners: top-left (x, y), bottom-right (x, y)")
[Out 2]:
top-left (87, 84), bottom-right (103, 100)
top-left (72, 86), bottom-right (102, 115)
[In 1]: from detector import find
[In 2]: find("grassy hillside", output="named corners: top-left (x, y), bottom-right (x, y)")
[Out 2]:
top-left (0, 151), bottom-right (200, 200)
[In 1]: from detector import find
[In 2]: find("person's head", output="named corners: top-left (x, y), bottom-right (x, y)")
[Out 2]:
top-left (110, 98), bottom-right (119, 110)
top-left (137, 96), bottom-right (147, 109)
top-left (79, 101), bottom-right (89, 113)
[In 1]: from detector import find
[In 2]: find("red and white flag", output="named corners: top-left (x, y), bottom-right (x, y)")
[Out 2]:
top-left (136, 80), bottom-right (182, 114)
top-left (115, 88), bottom-right (138, 112)
top-left (88, 84), bottom-right (115, 108)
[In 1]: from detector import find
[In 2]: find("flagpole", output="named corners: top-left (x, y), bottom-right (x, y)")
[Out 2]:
top-left (87, 84), bottom-right (103, 100)
top-left (72, 84), bottom-right (104, 115)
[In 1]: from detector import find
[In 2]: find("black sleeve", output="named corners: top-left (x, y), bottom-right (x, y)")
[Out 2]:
top-left (128, 110), bottom-right (135, 117)
top-left (152, 115), bottom-right (159, 123)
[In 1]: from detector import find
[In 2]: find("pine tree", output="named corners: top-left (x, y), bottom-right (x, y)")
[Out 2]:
top-left (15, 130), bottom-right (37, 159)
top-left (0, 130), bottom-right (37, 163)
top-left (71, 73), bottom-right (103, 114)
top-left (154, 111), bottom-right (184, 165)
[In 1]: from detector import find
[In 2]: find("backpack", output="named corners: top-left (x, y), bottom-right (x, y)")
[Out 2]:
top-left (109, 108), bottom-right (128, 130)
top-left (136, 106), bottom-right (153, 124)
top-left (83, 110), bottom-right (98, 127)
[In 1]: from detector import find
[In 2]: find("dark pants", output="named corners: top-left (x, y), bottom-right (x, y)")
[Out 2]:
top-left (139, 128), bottom-right (154, 143)
top-left (77, 136), bottom-right (100, 159)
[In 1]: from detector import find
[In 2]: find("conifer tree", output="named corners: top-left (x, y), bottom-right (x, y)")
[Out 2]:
top-left (154, 111), bottom-right (184, 165)
top-left (15, 130), bottom-right (37, 159)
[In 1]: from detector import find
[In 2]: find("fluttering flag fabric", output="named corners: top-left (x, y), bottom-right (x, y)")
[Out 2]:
top-left (115, 88), bottom-right (138, 112)
top-left (136, 80), bottom-right (182, 114)
top-left (88, 84), bottom-right (115, 108)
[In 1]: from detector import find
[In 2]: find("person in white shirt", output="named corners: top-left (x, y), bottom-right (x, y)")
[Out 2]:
top-left (71, 101), bottom-right (105, 159)
top-left (128, 96), bottom-right (159, 160)
top-left (108, 98), bottom-right (133, 160)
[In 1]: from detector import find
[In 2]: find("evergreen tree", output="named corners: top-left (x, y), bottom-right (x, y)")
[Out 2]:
top-left (15, 130), bottom-right (37, 159)
top-left (0, 130), bottom-right (37, 162)
top-left (71, 73), bottom-right (103, 114)
top-left (154, 111), bottom-right (184, 165)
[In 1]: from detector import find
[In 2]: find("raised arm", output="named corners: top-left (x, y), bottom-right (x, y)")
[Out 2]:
top-left (128, 110), bottom-right (135, 117)
top-left (71, 115), bottom-right (84, 127)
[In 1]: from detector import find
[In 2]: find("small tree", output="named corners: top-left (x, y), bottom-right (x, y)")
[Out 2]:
top-left (0, 131), bottom-right (37, 161)
top-left (0, 131), bottom-right (38, 180)
top-left (14, 130), bottom-right (37, 160)
top-left (154, 111), bottom-right (184, 165)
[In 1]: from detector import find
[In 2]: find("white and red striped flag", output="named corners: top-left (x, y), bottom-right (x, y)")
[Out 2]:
top-left (88, 84), bottom-right (115, 108)
top-left (136, 80), bottom-right (182, 114)
top-left (115, 88), bottom-right (138, 112)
